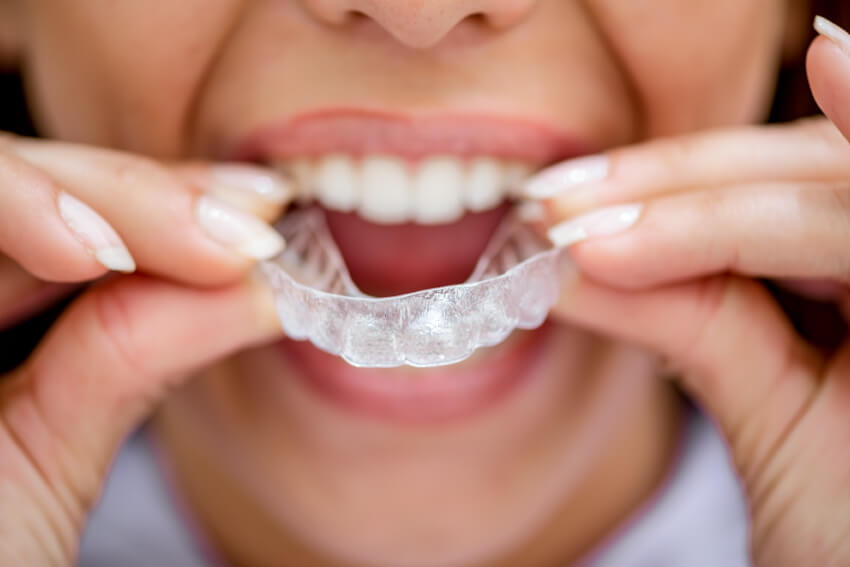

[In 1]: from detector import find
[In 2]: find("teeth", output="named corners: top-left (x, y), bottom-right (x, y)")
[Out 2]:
top-left (315, 154), bottom-right (358, 212)
top-left (465, 157), bottom-right (504, 213)
top-left (288, 159), bottom-right (314, 204)
top-left (504, 162), bottom-right (533, 197)
top-left (360, 156), bottom-right (411, 224)
top-left (278, 154), bottom-right (533, 224)
top-left (413, 157), bottom-right (464, 224)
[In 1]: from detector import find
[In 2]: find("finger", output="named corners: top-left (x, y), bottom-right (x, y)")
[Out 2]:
top-left (0, 258), bottom-right (75, 330)
top-left (0, 273), bottom-right (282, 519)
top-left (0, 151), bottom-right (134, 281)
top-left (553, 273), bottom-right (822, 480)
top-left (9, 139), bottom-right (292, 286)
top-left (174, 163), bottom-right (291, 221)
top-left (521, 118), bottom-right (850, 216)
top-left (809, 19), bottom-right (850, 141)
top-left (547, 183), bottom-right (850, 289)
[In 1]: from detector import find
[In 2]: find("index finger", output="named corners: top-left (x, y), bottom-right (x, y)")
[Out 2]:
top-left (10, 139), bottom-right (292, 287)
top-left (809, 19), bottom-right (850, 142)
top-left (521, 118), bottom-right (850, 217)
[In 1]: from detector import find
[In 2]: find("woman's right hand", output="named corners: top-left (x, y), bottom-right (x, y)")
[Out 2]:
top-left (0, 134), bottom-right (290, 566)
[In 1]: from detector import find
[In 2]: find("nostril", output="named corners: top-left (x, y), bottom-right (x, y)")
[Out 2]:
top-left (346, 9), bottom-right (368, 21)
top-left (465, 12), bottom-right (489, 27)
top-left (303, 1), bottom-right (534, 48)
top-left (327, 9), bottom-right (366, 25)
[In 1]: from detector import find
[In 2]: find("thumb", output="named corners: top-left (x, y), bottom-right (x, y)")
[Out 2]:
top-left (809, 17), bottom-right (850, 141)
top-left (552, 273), bottom-right (822, 479)
top-left (0, 274), bottom-right (280, 559)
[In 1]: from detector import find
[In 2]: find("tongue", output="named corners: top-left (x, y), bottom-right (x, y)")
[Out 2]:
top-left (324, 204), bottom-right (510, 297)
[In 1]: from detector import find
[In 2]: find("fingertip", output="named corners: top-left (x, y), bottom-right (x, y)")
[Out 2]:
top-left (176, 163), bottom-right (294, 222)
top-left (568, 236), bottom-right (657, 290)
top-left (807, 34), bottom-right (850, 140)
top-left (246, 268), bottom-right (285, 338)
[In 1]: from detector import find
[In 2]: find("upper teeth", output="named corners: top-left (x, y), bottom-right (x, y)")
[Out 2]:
top-left (278, 155), bottom-right (533, 225)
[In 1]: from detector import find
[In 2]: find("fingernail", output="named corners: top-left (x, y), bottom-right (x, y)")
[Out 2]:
top-left (515, 200), bottom-right (546, 223)
top-left (523, 154), bottom-right (609, 199)
top-left (196, 195), bottom-right (285, 260)
top-left (548, 203), bottom-right (642, 247)
top-left (57, 192), bottom-right (136, 273)
top-left (202, 164), bottom-right (292, 216)
top-left (815, 16), bottom-right (850, 56)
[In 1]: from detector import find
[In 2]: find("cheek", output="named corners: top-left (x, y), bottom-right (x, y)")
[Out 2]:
top-left (21, 0), bottom-right (237, 156)
top-left (591, 0), bottom-right (788, 136)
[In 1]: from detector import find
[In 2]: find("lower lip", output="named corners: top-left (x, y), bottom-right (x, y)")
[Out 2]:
top-left (276, 323), bottom-right (552, 423)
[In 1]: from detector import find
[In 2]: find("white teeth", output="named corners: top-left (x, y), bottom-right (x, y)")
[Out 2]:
top-left (465, 157), bottom-right (504, 213)
top-left (360, 157), bottom-right (411, 224)
top-left (504, 162), bottom-right (533, 197)
top-left (413, 157), bottom-right (464, 224)
top-left (315, 154), bottom-right (358, 212)
top-left (289, 159), bottom-right (314, 203)
top-left (278, 154), bottom-right (534, 224)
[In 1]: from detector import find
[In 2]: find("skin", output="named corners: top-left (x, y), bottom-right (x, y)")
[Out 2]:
top-left (1, 1), bottom-right (849, 566)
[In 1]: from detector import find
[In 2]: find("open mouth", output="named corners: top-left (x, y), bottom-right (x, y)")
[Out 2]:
top-left (232, 110), bottom-right (586, 421)
top-left (279, 154), bottom-right (528, 296)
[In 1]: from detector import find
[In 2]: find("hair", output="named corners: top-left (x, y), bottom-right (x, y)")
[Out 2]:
top-left (0, 2), bottom-right (847, 372)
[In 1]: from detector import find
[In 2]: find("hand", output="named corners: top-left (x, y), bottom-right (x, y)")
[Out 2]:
top-left (0, 137), bottom-right (290, 565)
top-left (524, 21), bottom-right (850, 567)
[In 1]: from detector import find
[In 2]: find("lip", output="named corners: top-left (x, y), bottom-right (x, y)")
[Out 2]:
top-left (278, 324), bottom-right (552, 423)
top-left (241, 108), bottom-right (581, 423)
top-left (228, 108), bottom-right (589, 164)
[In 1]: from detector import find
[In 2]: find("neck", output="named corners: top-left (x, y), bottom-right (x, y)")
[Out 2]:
top-left (153, 339), bottom-right (682, 567)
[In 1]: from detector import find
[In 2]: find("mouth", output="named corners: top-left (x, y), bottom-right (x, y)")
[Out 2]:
top-left (233, 109), bottom-right (588, 422)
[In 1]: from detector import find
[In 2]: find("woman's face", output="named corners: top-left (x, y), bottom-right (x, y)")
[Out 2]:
top-left (8, 1), bottom-right (801, 565)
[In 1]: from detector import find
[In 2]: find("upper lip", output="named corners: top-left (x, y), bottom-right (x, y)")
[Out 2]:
top-left (228, 108), bottom-right (590, 165)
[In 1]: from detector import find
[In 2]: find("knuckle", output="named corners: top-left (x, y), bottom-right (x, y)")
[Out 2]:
top-left (104, 152), bottom-right (184, 196)
top-left (779, 184), bottom-right (850, 283)
top-left (88, 278), bottom-right (155, 379)
top-left (822, 183), bottom-right (850, 215)
top-left (810, 185), bottom-right (850, 282)
top-left (644, 135), bottom-right (694, 175)
top-left (673, 276), bottom-right (736, 378)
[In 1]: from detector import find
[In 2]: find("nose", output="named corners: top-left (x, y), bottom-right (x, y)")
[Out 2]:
top-left (301, 0), bottom-right (537, 48)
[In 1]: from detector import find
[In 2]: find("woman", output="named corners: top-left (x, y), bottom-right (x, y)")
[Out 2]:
top-left (0, 1), bottom-right (849, 565)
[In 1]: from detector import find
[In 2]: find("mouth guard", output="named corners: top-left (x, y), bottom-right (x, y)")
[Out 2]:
top-left (260, 208), bottom-right (571, 368)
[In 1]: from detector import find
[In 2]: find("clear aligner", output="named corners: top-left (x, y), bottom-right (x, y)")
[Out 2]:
top-left (260, 208), bottom-right (572, 368)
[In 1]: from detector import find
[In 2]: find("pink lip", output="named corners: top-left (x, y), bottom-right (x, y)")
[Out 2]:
top-left (278, 325), bottom-right (552, 423)
top-left (238, 108), bottom-right (583, 423)
top-left (229, 108), bottom-right (589, 164)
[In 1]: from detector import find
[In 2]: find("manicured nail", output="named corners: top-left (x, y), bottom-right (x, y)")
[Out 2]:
top-left (206, 164), bottom-right (293, 212)
top-left (547, 203), bottom-right (642, 247)
top-left (196, 195), bottom-right (285, 260)
top-left (515, 200), bottom-right (546, 223)
top-left (523, 155), bottom-right (609, 199)
top-left (815, 16), bottom-right (850, 56)
top-left (57, 192), bottom-right (136, 273)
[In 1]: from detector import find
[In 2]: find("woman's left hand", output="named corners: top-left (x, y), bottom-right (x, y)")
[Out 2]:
top-left (526, 20), bottom-right (850, 567)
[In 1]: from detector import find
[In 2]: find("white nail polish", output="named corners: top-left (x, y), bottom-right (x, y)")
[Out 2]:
top-left (57, 192), bottom-right (136, 273)
top-left (815, 16), bottom-right (850, 56)
top-left (548, 203), bottom-right (642, 247)
top-left (515, 200), bottom-right (546, 223)
top-left (196, 195), bottom-right (285, 260)
top-left (524, 154), bottom-right (609, 199)
top-left (207, 164), bottom-right (293, 208)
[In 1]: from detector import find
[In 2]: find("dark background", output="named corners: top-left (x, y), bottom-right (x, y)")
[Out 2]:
top-left (1, 1), bottom-right (848, 374)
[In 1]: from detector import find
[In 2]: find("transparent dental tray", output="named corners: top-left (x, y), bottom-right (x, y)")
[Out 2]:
top-left (260, 208), bottom-right (571, 368)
